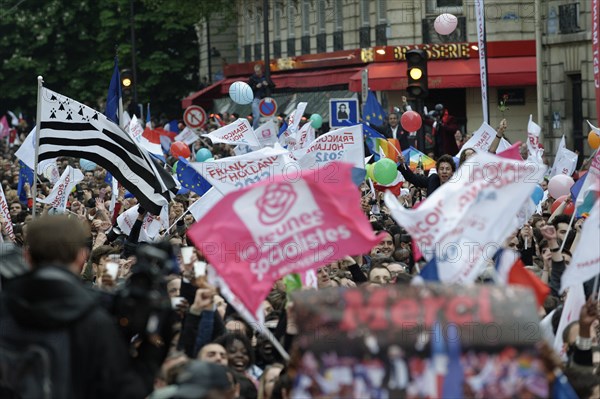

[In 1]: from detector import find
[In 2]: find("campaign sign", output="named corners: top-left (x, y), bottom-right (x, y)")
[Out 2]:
top-left (329, 98), bottom-right (359, 128)
top-left (291, 284), bottom-right (548, 398)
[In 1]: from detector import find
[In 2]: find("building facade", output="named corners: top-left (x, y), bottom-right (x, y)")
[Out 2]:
top-left (187, 0), bottom-right (597, 158)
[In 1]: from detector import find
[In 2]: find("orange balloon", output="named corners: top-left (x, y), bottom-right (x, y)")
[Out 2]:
top-left (589, 131), bottom-right (600, 150)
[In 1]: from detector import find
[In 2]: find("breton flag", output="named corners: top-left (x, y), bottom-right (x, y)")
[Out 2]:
top-left (37, 87), bottom-right (178, 215)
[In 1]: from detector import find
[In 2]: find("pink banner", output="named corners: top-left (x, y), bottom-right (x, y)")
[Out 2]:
top-left (594, 0), bottom-right (600, 120)
top-left (187, 163), bottom-right (381, 318)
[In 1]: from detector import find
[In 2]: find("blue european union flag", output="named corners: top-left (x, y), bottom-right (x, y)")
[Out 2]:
top-left (176, 157), bottom-right (212, 196)
top-left (104, 171), bottom-right (113, 185)
top-left (105, 57), bottom-right (122, 125)
top-left (17, 160), bottom-right (34, 203)
top-left (362, 122), bottom-right (385, 159)
top-left (362, 91), bottom-right (386, 127)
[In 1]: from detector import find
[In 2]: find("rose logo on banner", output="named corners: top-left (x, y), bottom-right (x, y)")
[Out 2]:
top-left (257, 183), bottom-right (297, 225)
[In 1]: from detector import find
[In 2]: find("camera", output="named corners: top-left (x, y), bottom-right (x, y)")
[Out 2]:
top-left (102, 241), bottom-right (178, 341)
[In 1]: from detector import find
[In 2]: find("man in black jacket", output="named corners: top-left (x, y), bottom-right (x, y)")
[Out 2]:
top-left (0, 216), bottom-right (168, 399)
top-left (248, 63), bottom-right (275, 129)
top-left (375, 112), bottom-right (410, 151)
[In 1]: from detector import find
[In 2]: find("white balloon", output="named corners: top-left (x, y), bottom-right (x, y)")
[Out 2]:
top-left (229, 81), bottom-right (254, 105)
top-left (434, 13), bottom-right (458, 36)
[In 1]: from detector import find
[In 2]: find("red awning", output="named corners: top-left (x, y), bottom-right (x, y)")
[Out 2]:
top-left (348, 57), bottom-right (537, 92)
top-left (182, 67), bottom-right (362, 109)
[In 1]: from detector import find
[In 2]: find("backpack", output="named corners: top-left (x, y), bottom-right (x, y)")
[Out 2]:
top-left (0, 297), bottom-right (72, 399)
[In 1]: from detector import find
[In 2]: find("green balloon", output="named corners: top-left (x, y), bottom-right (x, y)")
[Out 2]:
top-left (310, 113), bottom-right (323, 129)
top-left (172, 161), bottom-right (179, 174)
top-left (373, 158), bottom-right (398, 185)
top-left (366, 163), bottom-right (375, 181)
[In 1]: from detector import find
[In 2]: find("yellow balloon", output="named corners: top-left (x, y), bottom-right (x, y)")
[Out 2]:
top-left (589, 131), bottom-right (600, 150)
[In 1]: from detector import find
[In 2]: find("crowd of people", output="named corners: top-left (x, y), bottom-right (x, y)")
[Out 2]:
top-left (0, 98), bottom-right (598, 399)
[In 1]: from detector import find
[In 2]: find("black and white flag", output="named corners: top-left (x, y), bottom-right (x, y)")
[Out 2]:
top-left (38, 87), bottom-right (178, 215)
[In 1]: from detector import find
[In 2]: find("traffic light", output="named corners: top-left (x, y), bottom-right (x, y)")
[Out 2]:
top-left (121, 68), bottom-right (133, 95)
top-left (406, 49), bottom-right (428, 98)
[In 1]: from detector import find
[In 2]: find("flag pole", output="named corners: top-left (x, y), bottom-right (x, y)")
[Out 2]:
top-left (558, 210), bottom-right (576, 253)
top-left (32, 76), bottom-right (44, 219)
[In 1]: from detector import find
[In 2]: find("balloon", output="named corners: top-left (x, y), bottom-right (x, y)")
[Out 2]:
top-left (551, 195), bottom-right (574, 216)
top-left (589, 131), bottom-right (600, 150)
top-left (195, 148), bottom-right (213, 162)
top-left (434, 13), bottom-right (458, 35)
top-left (400, 111), bottom-right (422, 132)
top-left (548, 174), bottom-right (574, 199)
top-left (228, 81), bottom-right (254, 105)
top-left (530, 185), bottom-right (544, 205)
top-left (309, 114), bottom-right (323, 129)
top-left (373, 158), bottom-right (398, 185)
top-left (205, 157), bottom-right (215, 162)
top-left (79, 159), bottom-right (96, 171)
top-left (170, 141), bottom-right (191, 159)
top-left (366, 163), bottom-right (375, 181)
top-left (172, 161), bottom-right (178, 174)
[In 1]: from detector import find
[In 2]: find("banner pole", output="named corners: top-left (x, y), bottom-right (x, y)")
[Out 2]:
top-left (558, 211), bottom-right (576, 253)
top-left (32, 76), bottom-right (44, 219)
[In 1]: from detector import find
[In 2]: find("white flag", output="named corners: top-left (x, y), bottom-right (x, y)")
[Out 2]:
top-left (191, 146), bottom-right (289, 194)
top-left (560, 199), bottom-right (600, 293)
top-left (128, 115), bottom-right (163, 156)
top-left (175, 127), bottom-right (200, 146)
top-left (554, 283), bottom-right (586, 359)
top-left (14, 128), bottom-right (58, 176)
top-left (550, 136), bottom-right (578, 178)
top-left (202, 118), bottom-right (260, 147)
top-left (279, 102), bottom-right (307, 147)
top-left (527, 115), bottom-right (544, 164)
top-left (455, 122), bottom-right (497, 157)
top-left (0, 184), bottom-right (15, 242)
top-left (39, 166), bottom-right (84, 212)
top-left (495, 137), bottom-right (512, 153)
top-left (384, 152), bottom-right (547, 284)
top-left (116, 204), bottom-right (168, 242)
top-left (254, 119), bottom-right (278, 147)
top-left (188, 188), bottom-right (224, 222)
top-left (296, 125), bottom-right (365, 170)
top-left (287, 122), bottom-right (315, 152)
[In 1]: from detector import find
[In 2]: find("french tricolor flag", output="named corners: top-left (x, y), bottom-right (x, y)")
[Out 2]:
top-left (494, 249), bottom-right (549, 307)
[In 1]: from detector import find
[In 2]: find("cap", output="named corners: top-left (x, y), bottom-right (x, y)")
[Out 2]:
top-left (124, 191), bottom-right (135, 199)
top-left (149, 361), bottom-right (231, 399)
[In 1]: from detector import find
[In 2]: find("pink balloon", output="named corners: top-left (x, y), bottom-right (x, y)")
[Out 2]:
top-left (434, 13), bottom-right (458, 36)
top-left (548, 174), bottom-right (574, 199)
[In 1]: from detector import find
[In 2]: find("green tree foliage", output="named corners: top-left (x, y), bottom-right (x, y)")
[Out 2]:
top-left (0, 0), bottom-right (229, 119)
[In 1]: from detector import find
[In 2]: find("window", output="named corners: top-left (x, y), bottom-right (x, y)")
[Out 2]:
top-left (426, 0), bottom-right (463, 14)
top-left (317, 0), bottom-right (326, 33)
top-left (301, 0), bottom-right (310, 36)
top-left (244, 0), bottom-right (252, 45)
top-left (287, 0), bottom-right (296, 56)
top-left (376, 0), bottom-right (387, 24)
top-left (287, 0), bottom-right (296, 38)
top-left (274, 2), bottom-right (282, 40)
top-left (334, 0), bottom-right (343, 31)
top-left (361, 0), bottom-right (370, 27)
top-left (375, 0), bottom-right (387, 45)
top-left (333, 0), bottom-right (344, 50)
